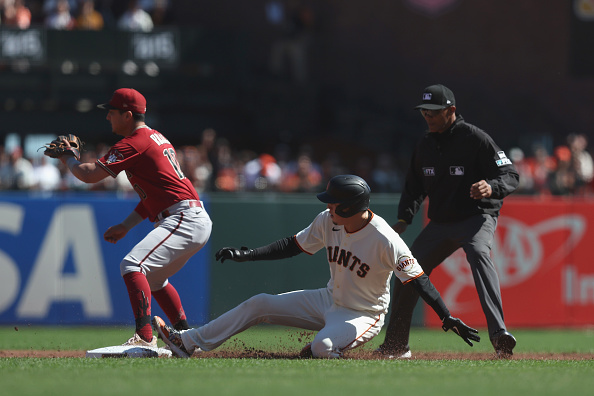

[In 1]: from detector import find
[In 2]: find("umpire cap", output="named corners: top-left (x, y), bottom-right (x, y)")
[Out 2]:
top-left (415, 84), bottom-right (455, 110)
top-left (317, 175), bottom-right (371, 218)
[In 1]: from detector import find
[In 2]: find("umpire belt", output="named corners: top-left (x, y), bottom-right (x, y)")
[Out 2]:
top-left (157, 200), bottom-right (202, 221)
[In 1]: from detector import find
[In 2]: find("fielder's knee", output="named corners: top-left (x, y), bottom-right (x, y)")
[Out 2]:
top-left (120, 259), bottom-right (142, 277)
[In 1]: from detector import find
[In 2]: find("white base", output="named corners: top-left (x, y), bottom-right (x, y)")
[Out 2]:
top-left (86, 345), bottom-right (172, 358)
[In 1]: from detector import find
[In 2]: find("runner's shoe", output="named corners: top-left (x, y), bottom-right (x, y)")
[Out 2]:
top-left (152, 316), bottom-right (190, 358)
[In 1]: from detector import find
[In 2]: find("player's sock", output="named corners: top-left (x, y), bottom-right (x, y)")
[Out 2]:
top-left (173, 319), bottom-right (190, 330)
top-left (153, 282), bottom-right (188, 329)
top-left (123, 272), bottom-right (153, 342)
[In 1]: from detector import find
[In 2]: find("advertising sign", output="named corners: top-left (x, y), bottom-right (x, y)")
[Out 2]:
top-left (0, 194), bottom-right (210, 326)
top-left (425, 197), bottom-right (594, 328)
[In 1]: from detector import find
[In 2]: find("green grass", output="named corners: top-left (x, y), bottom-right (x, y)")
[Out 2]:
top-left (1, 326), bottom-right (593, 396)
top-left (1, 325), bottom-right (593, 353)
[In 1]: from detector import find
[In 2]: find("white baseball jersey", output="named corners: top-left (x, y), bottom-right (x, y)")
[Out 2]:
top-left (295, 209), bottom-right (424, 314)
top-left (180, 209), bottom-right (425, 358)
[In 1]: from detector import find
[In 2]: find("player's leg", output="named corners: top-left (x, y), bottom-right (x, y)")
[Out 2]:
top-left (152, 282), bottom-right (189, 330)
top-left (377, 281), bottom-right (418, 355)
top-left (121, 270), bottom-right (154, 344)
top-left (310, 305), bottom-right (384, 358)
top-left (461, 215), bottom-right (509, 343)
top-left (379, 221), bottom-right (459, 354)
top-left (137, 209), bottom-right (212, 329)
top-left (180, 288), bottom-right (332, 354)
top-left (142, 208), bottom-right (212, 281)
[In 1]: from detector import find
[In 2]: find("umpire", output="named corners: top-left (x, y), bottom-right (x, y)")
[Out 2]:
top-left (378, 84), bottom-right (519, 358)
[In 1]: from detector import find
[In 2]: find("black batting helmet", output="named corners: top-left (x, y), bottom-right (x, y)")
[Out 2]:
top-left (317, 175), bottom-right (371, 218)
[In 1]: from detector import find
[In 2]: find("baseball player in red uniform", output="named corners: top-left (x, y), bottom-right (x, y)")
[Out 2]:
top-left (152, 175), bottom-right (479, 358)
top-left (55, 88), bottom-right (212, 346)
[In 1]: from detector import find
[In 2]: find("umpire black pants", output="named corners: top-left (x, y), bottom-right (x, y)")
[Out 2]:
top-left (381, 214), bottom-right (507, 351)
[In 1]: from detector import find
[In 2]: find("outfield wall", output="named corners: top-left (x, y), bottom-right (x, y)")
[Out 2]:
top-left (0, 193), bottom-right (592, 328)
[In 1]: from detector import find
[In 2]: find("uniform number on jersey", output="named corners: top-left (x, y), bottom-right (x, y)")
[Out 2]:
top-left (163, 148), bottom-right (185, 179)
top-left (126, 170), bottom-right (148, 199)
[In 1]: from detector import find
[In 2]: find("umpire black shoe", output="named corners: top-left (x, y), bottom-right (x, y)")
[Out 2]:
top-left (491, 330), bottom-right (516, 358)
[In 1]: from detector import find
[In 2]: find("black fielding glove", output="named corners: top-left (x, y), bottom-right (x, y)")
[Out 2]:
top-left (215, 246), bottom-right (254, 263)
top-left (441, 315), bottom-right (480, 347)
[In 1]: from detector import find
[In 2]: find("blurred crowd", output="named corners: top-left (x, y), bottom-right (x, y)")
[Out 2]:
top-left (0, 0), bottom-right (172, 31)
top-left (2, 128), bottom-right (594, 197)
top-left (0, 128), bottom-right (404, 194)
top-left (510, 133), bottom-right (594, 196)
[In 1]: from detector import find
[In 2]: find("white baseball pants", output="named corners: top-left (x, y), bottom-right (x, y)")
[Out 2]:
top-left (180, 287), bottom-right (385, 358)
top-left (120, 204), bottom-right (212, 291)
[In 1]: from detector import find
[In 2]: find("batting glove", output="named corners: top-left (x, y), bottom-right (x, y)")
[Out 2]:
top-left (215, 246), bottom-right (254, 263)
top-left (441, 315), bottom-right (480, 346)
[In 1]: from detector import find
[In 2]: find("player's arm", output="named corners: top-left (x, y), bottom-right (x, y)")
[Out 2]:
top-left (409, 273), bottom-right (480, 346)
top-left (215, 236), bottom-right (303, 263)
top-left (104, 210), bottom-right (144, 244)
top-left (477, 137), bottom-right (520, 199)
top-left (61, 156), bottom-right (110, 183)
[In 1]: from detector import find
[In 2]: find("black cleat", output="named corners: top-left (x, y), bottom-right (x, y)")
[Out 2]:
top-left (491, 330), bottom-right (516, 358)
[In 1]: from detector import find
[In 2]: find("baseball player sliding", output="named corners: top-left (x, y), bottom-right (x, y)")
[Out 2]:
top-left (45, 88), bottom-right (212, 347)
top-left (152, 175), bottom-right (479, 358)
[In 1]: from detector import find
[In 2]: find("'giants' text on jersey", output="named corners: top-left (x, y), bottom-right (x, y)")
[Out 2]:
top-left (327, 246), bottom-right (370, 278)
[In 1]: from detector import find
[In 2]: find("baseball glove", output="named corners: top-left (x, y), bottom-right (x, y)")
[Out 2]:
top-left (42, 134), bottom-right (84, 160)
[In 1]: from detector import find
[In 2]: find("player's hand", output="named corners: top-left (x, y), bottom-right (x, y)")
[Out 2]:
top-left (215, 246), bottom-right (253, 263)
top-left (59, 136), bottom-right (72, 148)
top-left (441, 315), bottom-right (480, 346)
top-left (103, 224), bottom-right (128, 244)
top-left (470, 180), bottom-right (492, 199)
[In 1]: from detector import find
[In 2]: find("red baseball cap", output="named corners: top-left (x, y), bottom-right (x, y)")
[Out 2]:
top-left (97, 88), bottom-right (146, 114)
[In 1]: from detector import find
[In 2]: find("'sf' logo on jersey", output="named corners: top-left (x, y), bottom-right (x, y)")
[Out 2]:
top-left (396, 256), bottom-right (416, 272)
top-left (105, 149), bottom-right (124, 164)
top-left (423, 167), bottom-right (435, 176)
top-left (450, 166), bottom-right (464, 175)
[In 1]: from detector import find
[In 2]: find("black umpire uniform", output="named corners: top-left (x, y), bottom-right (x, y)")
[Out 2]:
top-left (380, 84), bottom-right (519, 356)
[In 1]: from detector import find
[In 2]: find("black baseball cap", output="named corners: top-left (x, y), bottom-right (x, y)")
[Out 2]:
top-left (414, 84), bottom-right (456, 110)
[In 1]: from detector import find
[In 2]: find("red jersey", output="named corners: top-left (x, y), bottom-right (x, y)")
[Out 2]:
top-left (97, 126), bottom-right (199, 221)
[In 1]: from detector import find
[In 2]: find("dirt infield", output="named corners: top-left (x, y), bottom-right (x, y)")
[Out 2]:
top-left (1, 349), bottom-right (592, 360)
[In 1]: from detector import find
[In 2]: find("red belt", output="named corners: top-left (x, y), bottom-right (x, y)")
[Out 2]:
top-left (159, 200), bottom-right (202, 220)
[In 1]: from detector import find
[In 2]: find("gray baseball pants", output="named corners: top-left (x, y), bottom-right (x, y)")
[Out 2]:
top-left (382, 214), bottom-right (507, 351)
